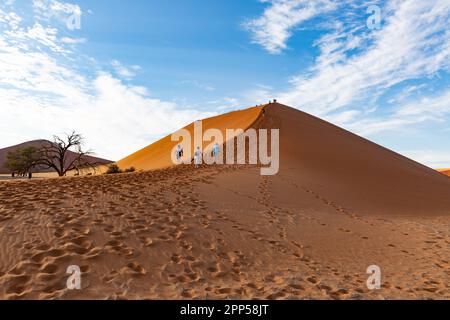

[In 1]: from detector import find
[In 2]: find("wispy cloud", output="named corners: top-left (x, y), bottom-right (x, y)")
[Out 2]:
top-left (401, 150), bottom-right (450, 169)
top-left (396, 89), bottom-right (450, 117)
top-left (278, 0), bottom-right (450, 115)
top-left (33, 0), bottom-right (81, 22)
top-left (245, 0), bottom-right (450, 132)
top-left (180, 80), bottom-right (215, 92)
top-left (60, 36), bottom-right (86, 44)
top-left (111, 60), bottom-right (141, 80)
top-left (244, 0), bottom-right (337, 54)
top-left (244, 0), bottom-right (450, 167)
top-left (0, 3), bottom-right (213, 160)
top-left (323, 87), bottom-right (450, 136)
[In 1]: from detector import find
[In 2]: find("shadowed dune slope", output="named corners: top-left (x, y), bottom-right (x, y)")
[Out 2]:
top-left (117, 105), bottom-right (263, 171)
top-left (119, 102), bottom-right (449, 216)
top-left (254, 103), bottom-right (450, 216)
top-left (0, 140), bottom-right (112, 174)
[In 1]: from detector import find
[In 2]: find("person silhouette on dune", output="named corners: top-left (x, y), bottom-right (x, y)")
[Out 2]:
top-left (175, 144), bottom-right (183, 163)
top-left (194, 147), bottom-right (202, 168)
top-left (212, 142), bottom-right (220, 162)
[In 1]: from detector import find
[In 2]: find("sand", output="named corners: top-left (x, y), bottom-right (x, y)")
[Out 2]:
top-left (117, 105), bottom-right (263, 171)
top-left (0, 103), bottom-right (448, 300)
top-left (438, 169), bottom-right (450, 177)
top-left (0, 139), bottom-right (112, 175)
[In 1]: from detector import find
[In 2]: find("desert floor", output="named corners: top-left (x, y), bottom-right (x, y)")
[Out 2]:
top-left (0, 164), bottom-right (448, 299)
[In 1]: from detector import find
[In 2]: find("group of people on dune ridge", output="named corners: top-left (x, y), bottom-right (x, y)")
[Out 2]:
top-left (175, 142), bottom-right (220, 168)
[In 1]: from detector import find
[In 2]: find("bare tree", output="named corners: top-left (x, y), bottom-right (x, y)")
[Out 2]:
top-left (37, 131), bottom-right (97, 177)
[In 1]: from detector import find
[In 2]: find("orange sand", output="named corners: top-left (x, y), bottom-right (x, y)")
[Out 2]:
top-left (0, 103), bottom-right (449, 300)
top-left (117, 105), bottom-right (263, 171)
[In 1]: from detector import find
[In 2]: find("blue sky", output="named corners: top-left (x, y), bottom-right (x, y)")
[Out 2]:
top-left (1, 0), bottom-right (449, 168)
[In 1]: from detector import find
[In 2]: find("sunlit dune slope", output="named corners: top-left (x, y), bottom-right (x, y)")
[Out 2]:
top-left (119, 101), bottom-right (449, 215)
top-left (117, 105), bottom-right (263, 171)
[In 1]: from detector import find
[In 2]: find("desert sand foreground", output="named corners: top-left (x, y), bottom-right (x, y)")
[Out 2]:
top-left (0, 165), bottom-right (448, 300)
top-left (0, 103), bottom-right (448, 299)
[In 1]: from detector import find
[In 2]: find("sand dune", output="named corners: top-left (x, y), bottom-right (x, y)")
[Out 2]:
top-left (117, 105), bottom-right (263, 171)
top-left (124, 102), bottom-right (450, 216)
top-left (438, 169), bottom-right (450, 177)
top-left (0, 103), bottom-right (448, 300)
top-left (0, 140), bottom-right (112, 175)
top-left (254, 103), bottom-right (450, 216)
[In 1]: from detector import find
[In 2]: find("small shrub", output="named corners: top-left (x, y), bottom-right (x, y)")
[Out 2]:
top-left (106, 163), bottom-right (122, 174)
top-left (124, 167), bottom-right (136, 173)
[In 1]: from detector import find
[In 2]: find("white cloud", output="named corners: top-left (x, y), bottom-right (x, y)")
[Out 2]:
top-left (33, 0), bottom-right (81, 18)
top-left (206, 97), bottom-right (242, 112)
top-left (243, 0), bottom-right (450, 167)
top-left (111, 60), bottom-right (141, 80)
top-left (180, 80), bottom-right (215, 92)
top-left (23, 23), bottom-right (65, 52)
top-left (0, 6), bottom-right (214, 160)
top-left (0, 7), bottom-right (68, 53)
top-left (278, 0), bottom-right (450, 116)
top-left (1, 72), bottom-right (213, 160)
top-left (3, 0), bottom-right (16, 6)
top-left (244, 0), bottom-right (337, 54)
top-left (344, 115), bottom-right (431, 136)
top-left (324, 109), bottom-right (361, 125)
top-left (396, 89), bottom-right (450, 117)
top-left (60, 36), bottom-right (86, 44)
top-left (331, 87), bottom-right (450, 136)
top-left (401, 150), bottom-right (450, 169)
top-left (0, 9), bottom-right (21, 29)
top-left (32, 0), bottom-right (82, 31)
top-left (242, 84), bottom-right (274, 105)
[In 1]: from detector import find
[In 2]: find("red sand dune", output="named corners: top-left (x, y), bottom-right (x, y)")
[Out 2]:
top-left (438, 169), bottom-right (450, 177)
top-left (117, 105), bottom-right (263, 171)
top-left (119, 102), bottom-right (450, 216)
top-left (256, 103), bottom-right (450, 216)
top-left (0, 140), bottom-right (112, 174)
top-left (0, 102), bottom-right (448, 300)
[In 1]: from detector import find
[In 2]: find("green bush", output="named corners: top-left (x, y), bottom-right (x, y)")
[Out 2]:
top-left (5, 146), bottom-right (41, 175)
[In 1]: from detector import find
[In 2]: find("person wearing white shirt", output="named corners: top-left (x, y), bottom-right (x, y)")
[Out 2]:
top-left (194, 147), bottom-right (202, 168)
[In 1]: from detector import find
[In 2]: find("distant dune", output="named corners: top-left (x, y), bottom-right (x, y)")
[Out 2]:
top-left (438, 169), bottom-right (450, 176)
top-left (0, 140), bottom-right (112, 174)
top-left (0, 103), bottom-right (448, 300)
